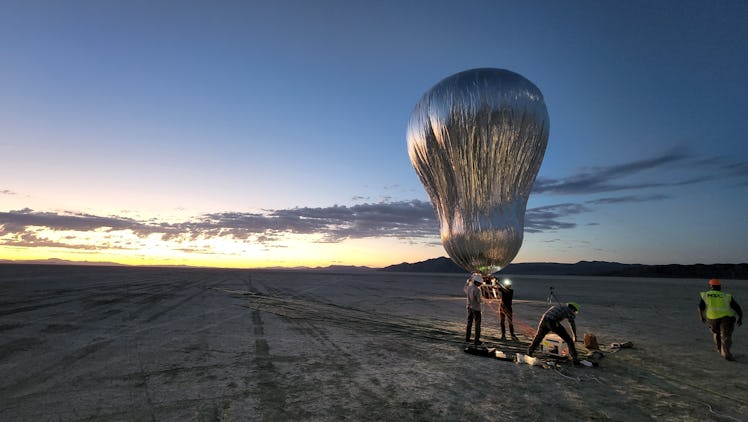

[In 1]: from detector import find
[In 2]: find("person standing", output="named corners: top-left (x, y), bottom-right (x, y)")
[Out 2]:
top-left (464, 273), bottom-right (484, 345)
top-left (699, 278), bottom-right (743, 361)
top-left (527, 302), bottom-right (580, 363)
top-left (496, 279), bottom-right (518, 341)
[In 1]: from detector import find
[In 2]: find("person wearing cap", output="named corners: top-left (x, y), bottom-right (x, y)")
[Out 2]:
top-left (464, 273), bottom-right (484, 345)
top-left (494, 278), bottom-right (518, 341)
top-left (527, 302), bottom-right (580, 363)
top-left (699, 278), bottom-right (743, 361)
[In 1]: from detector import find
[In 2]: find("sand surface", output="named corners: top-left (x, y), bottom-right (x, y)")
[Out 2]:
top-left (1, 265), bottom-right (746, 421)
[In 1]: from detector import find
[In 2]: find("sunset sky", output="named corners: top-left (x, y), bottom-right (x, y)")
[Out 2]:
top-left (2, 1), bottom-right (747, 269)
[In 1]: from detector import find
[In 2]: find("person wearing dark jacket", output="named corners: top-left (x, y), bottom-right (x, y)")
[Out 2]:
top-left (699, 278), bottom-right (743, 361)
top-left (527, 302), bottom-right (580, 362)
top-left (494, 278), bottom-right (518, 341)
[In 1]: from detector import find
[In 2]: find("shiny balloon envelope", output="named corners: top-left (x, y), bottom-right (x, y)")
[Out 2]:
top-left (407, 68), bottom-right (549, 275)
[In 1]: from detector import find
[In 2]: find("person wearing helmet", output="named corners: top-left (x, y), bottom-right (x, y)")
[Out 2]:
top-left (464, 273), bottom-right (484, 345)
top-left (527, 302), bottom-right (580, 363)
top-left (698, 278), bottom-right (743, 361)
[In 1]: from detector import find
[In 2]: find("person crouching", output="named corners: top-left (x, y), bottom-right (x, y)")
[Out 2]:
top-left (527, 302), bottom-right (580, 363)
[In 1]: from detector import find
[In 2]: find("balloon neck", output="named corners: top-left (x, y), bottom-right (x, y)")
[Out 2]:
top-left (477, 265), bottom-right (502, 276)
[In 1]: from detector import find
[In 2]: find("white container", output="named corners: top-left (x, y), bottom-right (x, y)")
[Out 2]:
top-left (540, 334), bottom-right (569, 357)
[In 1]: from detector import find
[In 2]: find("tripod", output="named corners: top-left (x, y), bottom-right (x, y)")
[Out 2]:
top-left (547, 286), bottom-right (562, 305)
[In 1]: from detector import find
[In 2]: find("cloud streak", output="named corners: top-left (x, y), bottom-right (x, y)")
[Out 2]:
top-left (524, 203), bottom-right (588, 233)
top-left (1, 198), bottom-right (584, 250)
top-left (533, 148), bottom-right (707, 195)
top-left (3, 150), bottom-right (745, 252)
top-left (0, 201), bottom-right (441, 250)
top-left (0, 198), bottom-right (613, 250)
top-left (585, 194), bottom-right (669, 205)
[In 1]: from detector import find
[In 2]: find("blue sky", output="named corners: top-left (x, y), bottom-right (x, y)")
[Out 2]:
top-left (1, 1), bottom-right (746, 267)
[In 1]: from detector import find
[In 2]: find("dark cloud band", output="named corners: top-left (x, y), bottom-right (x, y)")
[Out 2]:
top-left (3, 150), bottom-right (745, 251)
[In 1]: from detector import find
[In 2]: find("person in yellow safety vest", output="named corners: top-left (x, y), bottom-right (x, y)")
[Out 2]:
top-left (698, 278), bottom-right (743, 361)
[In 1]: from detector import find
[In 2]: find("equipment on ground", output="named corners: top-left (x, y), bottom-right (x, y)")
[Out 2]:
top-left (584, 333), bottom-right (600, 350)
top-left (547, 286), bottom-right (561, 305)
top-left (463, 343), bottom-right (596, 368)
top-left (539, 334), bottom-right (570, 358)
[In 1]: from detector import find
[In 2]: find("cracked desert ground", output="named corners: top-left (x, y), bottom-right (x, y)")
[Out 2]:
top-left (1, 265), bottom-right (746, 421)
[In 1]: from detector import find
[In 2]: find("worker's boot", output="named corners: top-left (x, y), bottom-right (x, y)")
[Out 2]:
top-left (721, 341), bottom-right (733, 360)
top-left (713, 332), bottom-right (722, 354)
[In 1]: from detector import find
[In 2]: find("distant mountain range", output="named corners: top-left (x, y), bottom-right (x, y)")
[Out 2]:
top-left (0, 258), bottom-right (128, 267)
top-left (0, 259), bottom-right (373, 273)
top-left (382, 257), bottom-right (748, 280)
top-left (2, 257), bottom-right (747, 279)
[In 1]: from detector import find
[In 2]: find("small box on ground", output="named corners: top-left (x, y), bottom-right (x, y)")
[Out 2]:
top-left (540, 334), bottom-right (569, 357)
top-left (584, 333), bottom-right (599, 349)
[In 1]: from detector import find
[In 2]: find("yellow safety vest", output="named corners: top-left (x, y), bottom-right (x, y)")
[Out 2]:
top-left (700, 291), bottom-right (735, 319)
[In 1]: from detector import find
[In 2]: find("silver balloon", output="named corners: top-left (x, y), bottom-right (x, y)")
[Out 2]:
top-left (407, 68), bottom-right (549, 275)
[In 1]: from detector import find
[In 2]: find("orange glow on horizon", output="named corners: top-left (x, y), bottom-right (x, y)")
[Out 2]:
top-left (0, 231), bottom-right (444, 269)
